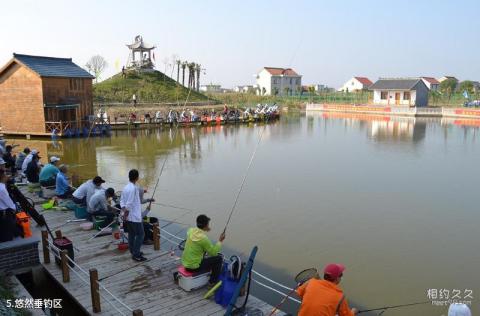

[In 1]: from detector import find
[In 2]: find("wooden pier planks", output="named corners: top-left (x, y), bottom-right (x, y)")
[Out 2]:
top-left (29, 196), bottom-right (284, 316)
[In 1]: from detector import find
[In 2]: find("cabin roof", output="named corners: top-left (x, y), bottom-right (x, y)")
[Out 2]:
top-left (11, 53), bottom-right (94, 78)
top-left (369, 78), bottom-right (425, 90)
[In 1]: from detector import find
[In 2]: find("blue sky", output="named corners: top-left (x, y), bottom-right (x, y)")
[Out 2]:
top-left (1, 0), bottom-right (479, 88)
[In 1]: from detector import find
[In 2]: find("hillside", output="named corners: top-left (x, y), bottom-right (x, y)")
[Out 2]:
top-left (93, 70), bottom-right (209, 103)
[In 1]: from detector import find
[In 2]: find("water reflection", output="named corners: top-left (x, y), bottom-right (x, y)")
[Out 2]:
top-left (5, 113), bottom-right (480, 316)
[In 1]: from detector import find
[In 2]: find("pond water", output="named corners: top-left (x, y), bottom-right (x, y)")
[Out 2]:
top-left (8, 111), bottom-right (479, 315)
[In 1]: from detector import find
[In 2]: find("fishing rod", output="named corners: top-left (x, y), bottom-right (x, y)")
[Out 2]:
top-left (358, 301), bottom-right (431, 314)
top-left (222, 123), bottom-right (267, 234)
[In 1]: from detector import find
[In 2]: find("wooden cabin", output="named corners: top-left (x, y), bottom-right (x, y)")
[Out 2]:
top-left (0, 53), bottom-right (94, 136)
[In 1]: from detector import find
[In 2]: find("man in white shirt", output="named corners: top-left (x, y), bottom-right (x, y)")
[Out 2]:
top-left (72, 176), bottom-right (106, 208)
top-left (21, 149), bottom-right (39, 173)
top-left (120, 169), bottom-right (153, 262)
top-left (0, 170), bottom-right (18, 242)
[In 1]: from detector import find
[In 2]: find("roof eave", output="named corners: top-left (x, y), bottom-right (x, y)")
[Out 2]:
top-left (0, 58), bottom-right (42, 78)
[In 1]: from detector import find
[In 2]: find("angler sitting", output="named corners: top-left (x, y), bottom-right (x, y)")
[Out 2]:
top-left (181, 214), bottom-right (225, 285)
top-left (3, 145), bottom-right (17, 174)
top-left (0, 170), bottom-right (21, 242)
top-left (55, 165), bottom-right (75, 199)
top-left (138, 186), bottom-right (155, 245)
top-left (88, 188), bottom-right (118, 223)
top-left (296, 263), bottom-right (358, 316)
top-left (39, 156), bottom-right (60, 187)
top-left (72, 176), bottom-right (106, 206)
top-left (25, 154), bottom-right (41, 184)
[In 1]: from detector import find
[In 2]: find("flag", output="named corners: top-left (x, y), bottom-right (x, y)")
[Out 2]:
top-left (463, 90), bottom-right (469, 99)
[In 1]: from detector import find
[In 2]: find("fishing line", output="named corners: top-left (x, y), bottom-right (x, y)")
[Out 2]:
top-left (222, 123), bottom-right (267, 234)
top-left (358, 301), bottom-right (431, 314)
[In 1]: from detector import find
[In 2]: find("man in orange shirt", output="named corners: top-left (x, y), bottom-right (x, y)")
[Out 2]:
top-left (296, 263), bottom-right (358, 316)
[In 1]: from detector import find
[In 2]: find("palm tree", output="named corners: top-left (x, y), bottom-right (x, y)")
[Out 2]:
top-left (188, 62), bottom-right (196, 89)
top-left (195, 64), bottom-right (201, 92)
top-left (181, 61), bottom-right (187, 86)
top-left (176, 60), bottom-right (181, 83)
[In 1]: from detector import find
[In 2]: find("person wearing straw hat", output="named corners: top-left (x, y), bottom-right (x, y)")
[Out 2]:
top-left (296, 263), bottom-right (358, 316)
top-left (39, 156), bottom-right (60, 187)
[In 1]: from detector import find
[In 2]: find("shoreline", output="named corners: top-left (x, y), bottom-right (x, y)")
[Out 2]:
top-left (306, 103), bottom-right (480, 119)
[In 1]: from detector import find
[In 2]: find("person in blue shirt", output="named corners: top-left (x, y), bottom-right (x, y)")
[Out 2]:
top-left (39, 156), bottom-right (60, 187)
top-left (55, 164), bottom-right (74, 198)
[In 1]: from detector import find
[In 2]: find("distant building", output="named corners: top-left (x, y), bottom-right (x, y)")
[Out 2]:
top-left (471, 81), bottom-right (480, 93)
top-left (313, 84), bottom-right (334, 93)
top-left (0, 53), bottom-right (94, 135)
top-left (200, 84), bottom-right (223, 93)
top-left (234, 85), bottom-right (255, 93)
top-left (420, 77), bottom-right (440, 91)
top-left (338, 77), bottom-right (373, 92)
top-left (255, 67), bottom-right (302, 96)
top-left (369, 78), bottom-right (429, 107)
top-left (438, 76), bottom-right (458, 83)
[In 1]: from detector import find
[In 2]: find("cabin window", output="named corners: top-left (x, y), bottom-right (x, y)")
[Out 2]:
top-left (380, 91), bottom-right (388, 100)
top-left (403, 91), bottom-right (410, 100)
top-left (296, 79), bottom-right (300, 85)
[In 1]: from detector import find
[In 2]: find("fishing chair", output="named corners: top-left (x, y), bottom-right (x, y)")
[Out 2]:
top-left (175, 265), bottom-right (211, 292)
top-left (174, 240), bottom-right (211, 291)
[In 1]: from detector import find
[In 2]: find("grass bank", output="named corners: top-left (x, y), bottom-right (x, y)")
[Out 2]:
top-left (93, 70), bottom-right (209, 103)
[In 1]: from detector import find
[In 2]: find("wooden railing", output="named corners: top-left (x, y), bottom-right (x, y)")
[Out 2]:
top-left (45, 120), bottom-right (94, 133)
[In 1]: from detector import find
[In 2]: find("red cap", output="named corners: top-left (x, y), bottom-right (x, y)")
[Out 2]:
top-left (324, 263), bottom-right (345, 279)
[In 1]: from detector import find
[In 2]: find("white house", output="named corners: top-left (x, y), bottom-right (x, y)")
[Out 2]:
top-left (200, 84), bottom-right (223, 93)
top-left (420, 77), bottom-right (440, 91)
top-left (255, 67), bottom-right (302, 96)
top-left (338, 77), bottom-right (373, 92)
top-left (369, 78), bottom-right (429, 107)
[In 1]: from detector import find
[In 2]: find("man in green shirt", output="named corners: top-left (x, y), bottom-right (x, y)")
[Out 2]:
top-left (39, 156), bottom-right (60, 187)
top-left (181, 215), bottom-right (225, 284)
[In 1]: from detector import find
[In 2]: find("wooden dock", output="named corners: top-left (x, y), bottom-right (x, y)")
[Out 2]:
top-left (23, 190), bottom-right (282, 316)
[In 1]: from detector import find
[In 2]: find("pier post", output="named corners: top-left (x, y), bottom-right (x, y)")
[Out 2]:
top-left (55, 230), bottom-right (63, 239)
top-left (133, 310), bottom-right (143, 316)
top-left (89, 268), bottom-right (101, 313)
top-left (41, 231), bottom-right (50, 264)
top-left (153, 224), bottom-right (160, 251)
top-left (61, 250), bottom-right (70, 283)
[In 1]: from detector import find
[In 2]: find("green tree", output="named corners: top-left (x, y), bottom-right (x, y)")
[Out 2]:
top-left (458, 80), bottom-right (474, 94)
top-left (439, 78), bottom-right (457, 99)
top-left (308, 86), bottom-right (316, 102)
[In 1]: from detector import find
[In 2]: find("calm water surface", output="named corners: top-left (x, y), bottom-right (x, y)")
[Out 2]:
top-left (9, 112), bottom-right (479, 315)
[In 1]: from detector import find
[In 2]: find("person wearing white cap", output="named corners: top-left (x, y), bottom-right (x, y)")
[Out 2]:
top-left (39, 156), bottom-right (61, 187)
top-left (448, 303), bottom-right (471, 316)
top-left (21, 149), bottom-right (39, 173)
